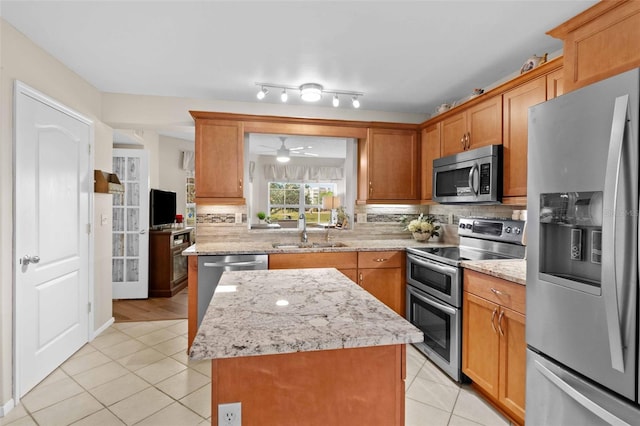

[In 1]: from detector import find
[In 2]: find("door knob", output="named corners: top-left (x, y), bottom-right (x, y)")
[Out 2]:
top-left (21, 255), bottom-right (40, 265)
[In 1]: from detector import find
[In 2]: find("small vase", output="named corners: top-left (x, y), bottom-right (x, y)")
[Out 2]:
top-left (412, 232), bottom-right (431, 242)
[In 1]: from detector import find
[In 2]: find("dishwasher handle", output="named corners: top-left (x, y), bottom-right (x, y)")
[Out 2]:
top-left (203, 260), bottom-right (266, 268)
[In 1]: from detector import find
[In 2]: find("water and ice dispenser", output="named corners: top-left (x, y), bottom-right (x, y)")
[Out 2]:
top-left (538, 192), bottom-right (603, 288)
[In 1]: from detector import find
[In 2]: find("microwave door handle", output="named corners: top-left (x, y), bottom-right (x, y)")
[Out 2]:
top-left (468, 163), bottom-right (479, 196)
top-left (407, 254), bottom-right (458, 276)
top-left (602, 94), bottom-right (630, 373)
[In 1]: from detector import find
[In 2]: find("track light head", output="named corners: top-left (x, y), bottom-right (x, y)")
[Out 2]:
top-left (332, 94), bottom-right (340, 107)
top-left (280, 89), bottom-right (288, 102)
top-left (352, 96), bottom-right (360, 109)
top-left (257, 87), bottom-right (268, 100)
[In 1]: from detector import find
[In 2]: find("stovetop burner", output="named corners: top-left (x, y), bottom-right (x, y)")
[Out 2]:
top-left (407, 246), bottom-right (516, 266)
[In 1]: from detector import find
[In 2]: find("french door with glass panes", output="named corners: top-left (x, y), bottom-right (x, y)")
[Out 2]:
top-left (112, 149), bottom-right (149, 299)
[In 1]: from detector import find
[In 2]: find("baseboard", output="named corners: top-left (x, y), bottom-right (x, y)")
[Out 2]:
top-left (0, 398), bottom-right (15, 418)
top-left (92, 317), bottom-right (115, 340)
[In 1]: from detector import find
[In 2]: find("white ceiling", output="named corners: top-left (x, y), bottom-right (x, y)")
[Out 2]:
top-left (2, 0), bottom-right (597, 118)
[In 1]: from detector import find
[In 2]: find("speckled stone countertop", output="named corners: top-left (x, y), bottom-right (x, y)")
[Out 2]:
top-left (189, 268), bottom-right (424, 360)
top-left (183, 239), bottom-right (451, 256)
top-left (460, 259), bottom-right (526, 285)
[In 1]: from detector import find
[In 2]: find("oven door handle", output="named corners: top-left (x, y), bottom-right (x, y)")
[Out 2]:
top-left (409, 286), bottom-right (457, 316)
top-left (407, 253), bottom-right (458, 276)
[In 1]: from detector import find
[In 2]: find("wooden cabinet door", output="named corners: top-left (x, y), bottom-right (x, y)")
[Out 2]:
top-left (269, 252), bottom-right (358, 270)
top-left (466, 96), bottom-right (502, 151)
top-left (441, 112), bottom-right (466, 157)
top-left (462, 291), bottom-right (500, 398)
top-left (367, 128), bottom-right (419, 201)
top-left (499, 306), bottom-right (526, 424)
top-left (546, 68), bottom-right (564, 100)
top-left (421, 123), bottom-right (441, 201)
top-left (195, 120), bottom-right (244, 201)
top-left (358, 268), bottom-right (403, 316)
top-left (502, 76), bottom-right (546, 197)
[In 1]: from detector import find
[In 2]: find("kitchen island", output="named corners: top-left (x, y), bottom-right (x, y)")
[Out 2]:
top-left (190, 267), bottom-right (423, 426)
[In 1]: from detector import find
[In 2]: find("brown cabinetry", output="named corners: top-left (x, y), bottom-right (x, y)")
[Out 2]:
top-left (441, 96), bottom-right (502, 157)
top-left (149, 228), bottom-right (193, 297)
top-left (420, 123), bottom-right (441, 201)
top-left (548, 0), bottom-right (640, 93)
top-left (269, 250), bottom-right (405, 315)
top-left (194, 119), bottom-right (244, 203)
top-left (546, 67), bottom-right (564, 100)
top-left (462, 270), bottom-right (526, 425)
top-left (360, 128), bottom-right (419, 202)
top-left (357, 251), bottom-right (405, 316)
top-left (502, 76), bottom-right (547, 198)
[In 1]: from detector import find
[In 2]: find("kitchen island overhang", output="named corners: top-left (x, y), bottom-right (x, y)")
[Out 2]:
top-left (190, 268), bottom-right (423, 426)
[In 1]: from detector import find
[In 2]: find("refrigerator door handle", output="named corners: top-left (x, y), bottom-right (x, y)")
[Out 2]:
top-left (602, 94), bottom-right (630, 373)
top-left (534, 360), bottom-right (632, 426)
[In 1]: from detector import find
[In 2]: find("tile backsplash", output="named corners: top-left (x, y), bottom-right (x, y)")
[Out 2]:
top-left (195, 202), bottom-right (526, 244)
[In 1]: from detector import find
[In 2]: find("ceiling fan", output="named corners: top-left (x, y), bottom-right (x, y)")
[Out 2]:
top-left (268, 136), bottom-right (318, 162)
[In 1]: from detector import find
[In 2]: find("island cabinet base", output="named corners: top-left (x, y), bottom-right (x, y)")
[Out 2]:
top-left (211, 344), bottom-right (406, 426)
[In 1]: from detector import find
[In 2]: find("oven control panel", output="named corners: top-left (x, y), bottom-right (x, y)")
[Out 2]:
top-left (458, 217), bottom-right (525, 244)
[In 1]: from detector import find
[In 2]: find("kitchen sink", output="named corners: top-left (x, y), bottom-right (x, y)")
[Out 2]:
top-left (271, 242), bottom-right (348, 249)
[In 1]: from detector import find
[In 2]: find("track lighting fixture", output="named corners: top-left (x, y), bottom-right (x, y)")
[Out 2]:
top-left (254, 82), bottom-right (363, 108)
top-left (256, 86), bottom-right (268, 100)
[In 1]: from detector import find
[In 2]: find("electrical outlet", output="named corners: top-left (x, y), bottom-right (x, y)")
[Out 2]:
top-left (235, 212), bottom-right (243, 224)
top-left (218, 402), bottom-right (241, 426)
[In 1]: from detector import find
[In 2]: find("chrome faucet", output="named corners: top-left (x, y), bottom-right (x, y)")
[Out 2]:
top-left (300, 213), bottom-right (308, 243)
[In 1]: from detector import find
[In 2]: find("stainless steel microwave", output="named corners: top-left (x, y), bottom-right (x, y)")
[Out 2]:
top-left (432, 144), bottom-right (502, 204)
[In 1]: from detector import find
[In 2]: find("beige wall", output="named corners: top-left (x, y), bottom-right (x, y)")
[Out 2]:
top-left (0, 19), bottom-right (113, 410)
top-left (158, 135), bottom-right (195, 217)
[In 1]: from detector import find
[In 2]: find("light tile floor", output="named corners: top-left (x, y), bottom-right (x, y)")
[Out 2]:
top-left (1, 320), bottom-right (511, 426)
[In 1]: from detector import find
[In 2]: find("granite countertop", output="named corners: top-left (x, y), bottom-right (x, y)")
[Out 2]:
top-left (189, 268), bottom-right (424, 360)
top-left (460, 259), bottom-right (526, 285)
top-left (183, 238), bottom-right (452, 256)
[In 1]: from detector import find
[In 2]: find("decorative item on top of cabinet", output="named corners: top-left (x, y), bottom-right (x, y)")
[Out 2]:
top-left (441, 95), bottom-right (502, 157)
top-left (519, 53), bottom-right (548, 74)
top-left (421, 122), bottom-right (441, 202)
top-left (462, 270), bottom-right (526, 425)
top-left (359, 127), bottom-right (419, 203)
top-left (548, 0), bottom-right (640, 93)
top-left (192, 116), bottom-right (245, 204)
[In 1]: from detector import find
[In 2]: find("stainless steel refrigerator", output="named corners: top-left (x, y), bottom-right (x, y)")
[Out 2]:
top-left (527, 68), bottom-right (640, 425)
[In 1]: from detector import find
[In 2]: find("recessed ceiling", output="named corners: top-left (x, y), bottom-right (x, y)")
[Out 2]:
top-left (1, 1), bottom-right (597, 115)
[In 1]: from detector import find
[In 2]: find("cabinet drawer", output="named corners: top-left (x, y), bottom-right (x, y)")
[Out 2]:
top-left (464, 270), bottom-right (525, 314)
top-left (269, 252), bottom-right (358, 270)
top-left (357, 251), bottom-right (403, 269)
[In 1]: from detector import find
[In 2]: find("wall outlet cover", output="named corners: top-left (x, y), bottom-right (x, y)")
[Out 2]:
top-left (218, 402), bottom-right (241, 426)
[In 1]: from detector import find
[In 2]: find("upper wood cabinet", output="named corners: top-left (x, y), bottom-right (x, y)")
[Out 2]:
top-left (360, 128), bottom-right (419, 202)
top-left (441, 96), bottom-right (502, 157)
top-left (548, 0), bottom-right (640, 93)
top-left (546, 68), bottom-right (564, 100)
top-left (420, 123), bottom-right (441, 201)
top-left (502, 76), bottom-right (547, 198)
top-left (194, 119), bottom-right (245, 203)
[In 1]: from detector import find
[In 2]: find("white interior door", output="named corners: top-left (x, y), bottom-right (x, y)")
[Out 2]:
top-left (14, 81), bottom-right (92, 397)
top-left (112, 149), bottom-right (149, 299)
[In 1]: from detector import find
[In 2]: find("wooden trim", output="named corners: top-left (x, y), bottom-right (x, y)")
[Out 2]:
top-left (194, 197), bottom-right (245, 205)
top-left (187, 256), bottom-right (198, 351)
top-left (547, 0), bottom-right (627, 38)
top-left (189, 110), bottom-right (419, 133)
top-left (501, 196), bottom-right (527, 206)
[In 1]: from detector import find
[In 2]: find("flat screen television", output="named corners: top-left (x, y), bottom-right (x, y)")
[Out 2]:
top-left (149, 189), bottom-right (177, 229)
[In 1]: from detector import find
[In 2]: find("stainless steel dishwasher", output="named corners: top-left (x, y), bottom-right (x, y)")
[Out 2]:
top-left (197, 254), bottom-right (268, 328)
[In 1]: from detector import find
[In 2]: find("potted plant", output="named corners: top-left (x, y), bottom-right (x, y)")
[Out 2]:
top-left (404, 214), bottom-right (440, 242)
top-left (257, 211), bottom-right (266, 223)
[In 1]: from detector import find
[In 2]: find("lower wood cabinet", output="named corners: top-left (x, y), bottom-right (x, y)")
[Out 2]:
top-left (148, 228), bottom-right (193, 297)
top-left (462, 270), bottom-right (526, 425)
top-left (269, 250), bottom-right (405, 315)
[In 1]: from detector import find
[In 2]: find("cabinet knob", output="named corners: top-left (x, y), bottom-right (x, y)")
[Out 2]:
top-left (460, 136), bottom-right (465, 149)
top-left (359, 273), bottom-right (363, 283)
top-left (239, 179), bottom-right (243, 189)
top-left (369, 181), bottom-right (373, 196)
top-left (374, 258), bottom-right (388, 262)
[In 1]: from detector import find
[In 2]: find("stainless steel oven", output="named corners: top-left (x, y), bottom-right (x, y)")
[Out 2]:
top-left (406, 217), bottom-right (526, 382)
